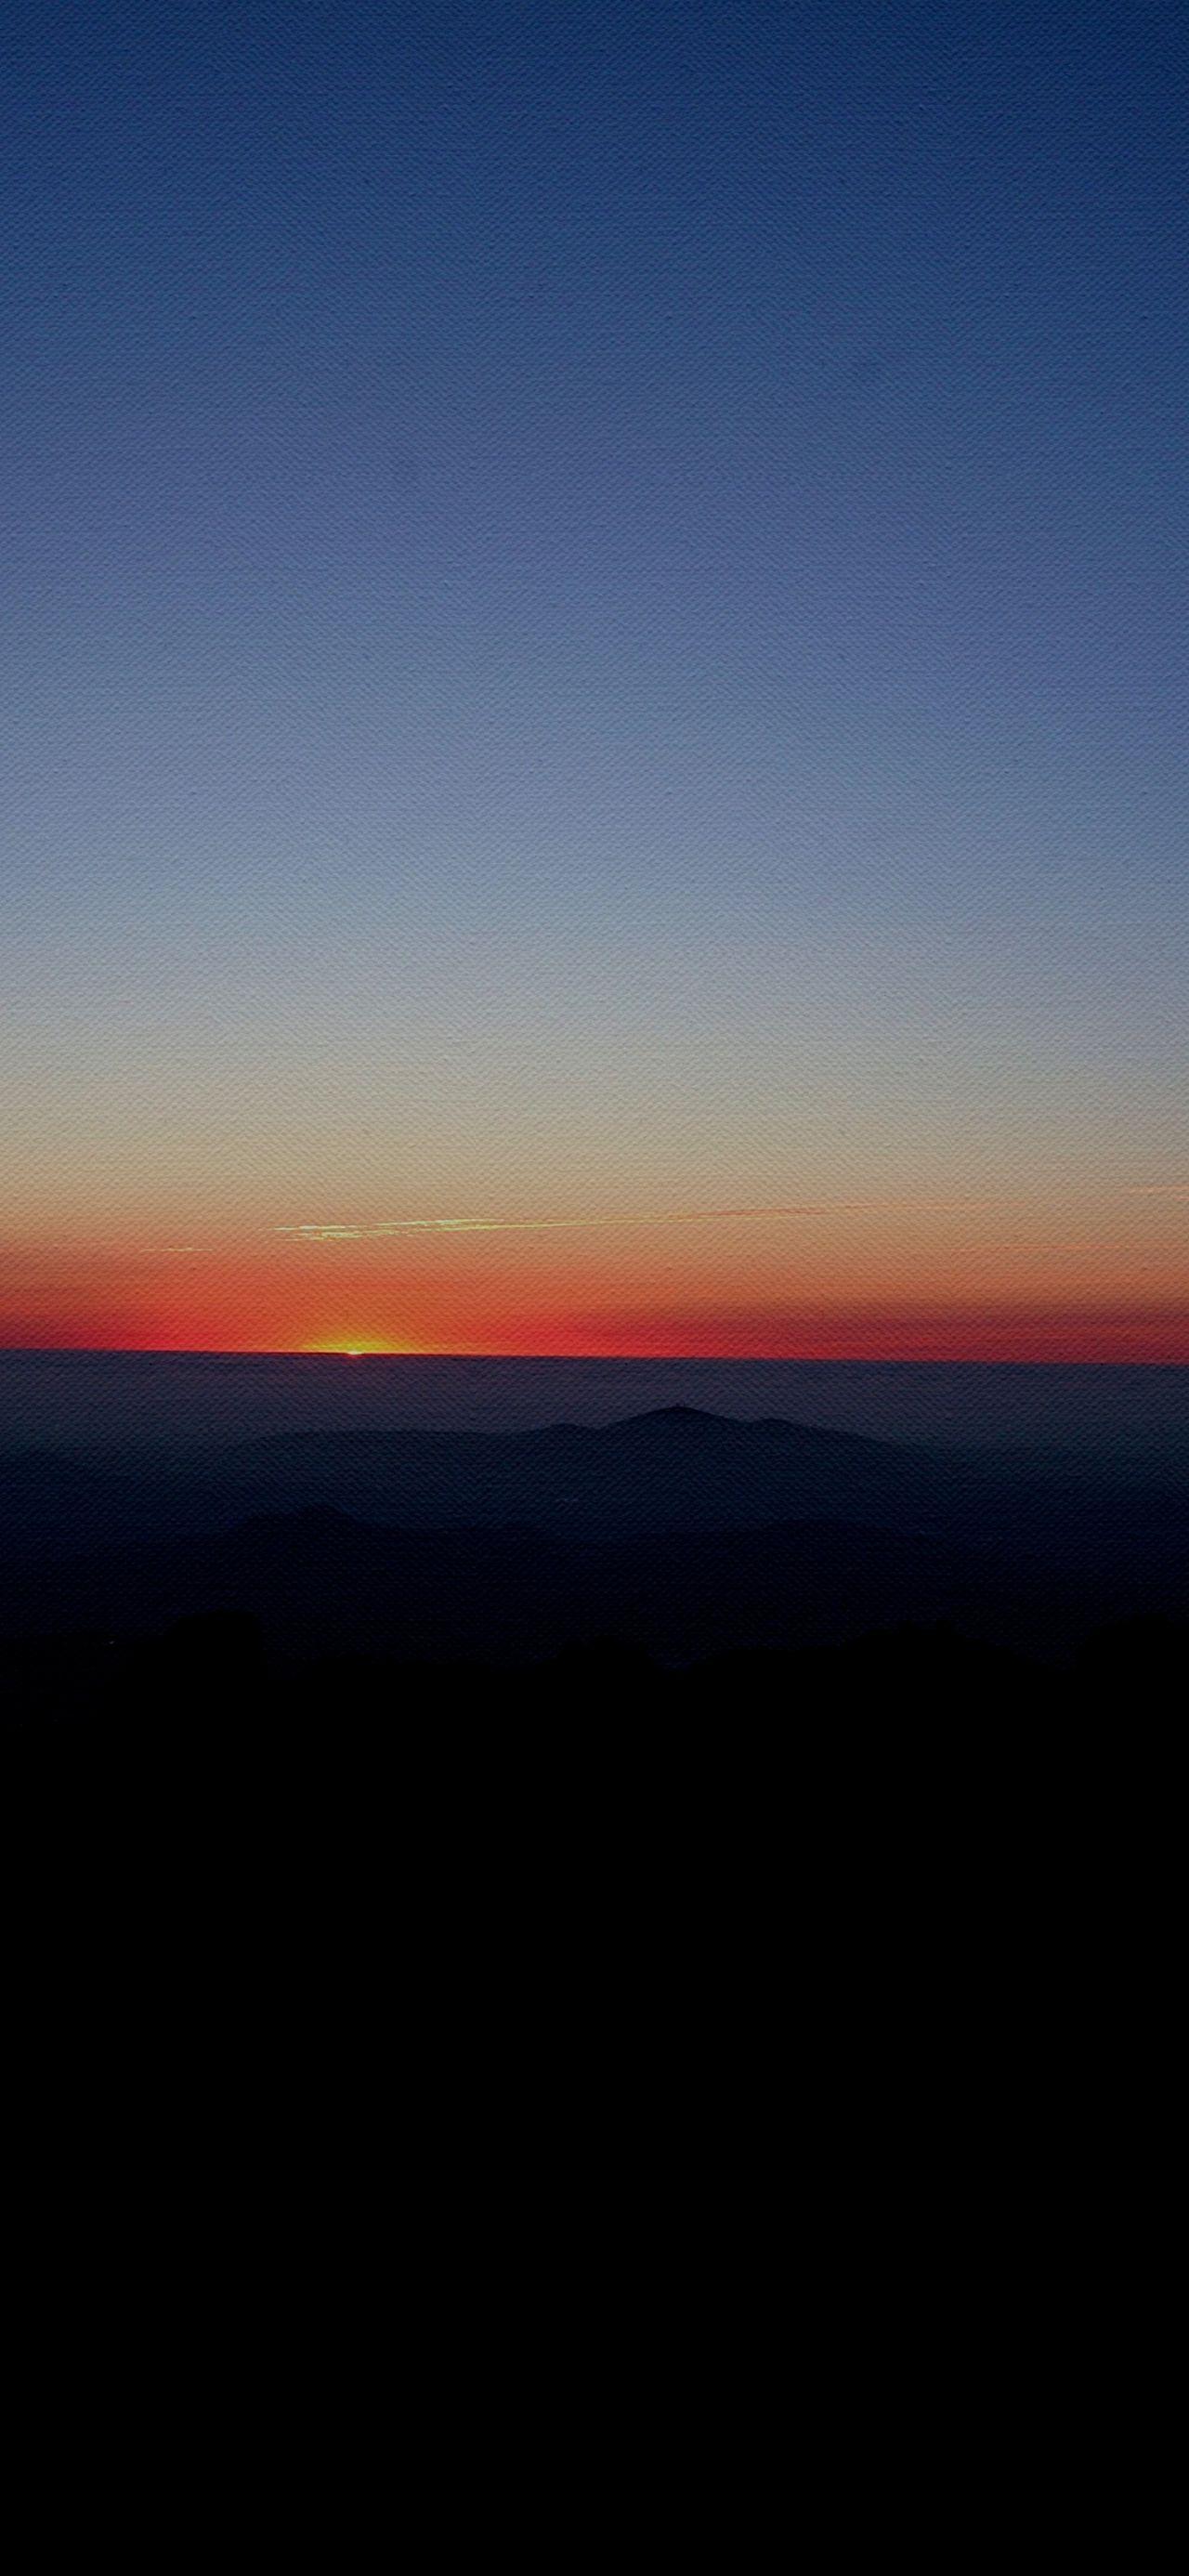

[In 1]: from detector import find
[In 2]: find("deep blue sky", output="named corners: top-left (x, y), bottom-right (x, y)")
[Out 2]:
top-left (2, 2), bottom-right (1187, 1348)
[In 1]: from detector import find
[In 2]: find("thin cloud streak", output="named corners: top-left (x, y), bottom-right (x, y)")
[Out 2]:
top-left (273, 1182), bottom-right (1188, 1247)
top-left (275, 1199), bottom-right (1001, 1244)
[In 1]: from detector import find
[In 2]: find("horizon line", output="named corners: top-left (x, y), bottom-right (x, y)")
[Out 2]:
top-left (3, 1347), bottom-right (1188, 1368)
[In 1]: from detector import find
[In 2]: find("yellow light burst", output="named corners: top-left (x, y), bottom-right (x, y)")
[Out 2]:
top-left (303, 1337), bottom-right (410, 1358)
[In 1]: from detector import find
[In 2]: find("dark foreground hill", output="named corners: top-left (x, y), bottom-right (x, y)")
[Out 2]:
top-left (7, 1383), bottom-right (1180, 2415)
top-left (5, 1610), bottom-right (1186, 1927)
top-left (0, 1496), bottom-right (1180, 1674)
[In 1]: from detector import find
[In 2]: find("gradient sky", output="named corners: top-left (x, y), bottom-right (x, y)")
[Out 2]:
top-left (3, 1), bottom-right (1186, 1354)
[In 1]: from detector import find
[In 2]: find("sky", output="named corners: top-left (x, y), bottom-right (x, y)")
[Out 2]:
top-left (2, 0), bottom-right (1186, 1355)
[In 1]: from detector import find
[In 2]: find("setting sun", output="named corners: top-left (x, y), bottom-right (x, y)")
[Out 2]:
top-left (303, 1338), bottom-right (411, 1359)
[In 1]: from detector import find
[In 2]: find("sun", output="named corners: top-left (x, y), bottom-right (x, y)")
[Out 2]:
top-left (302, 1337), bottom-right (408, 1358)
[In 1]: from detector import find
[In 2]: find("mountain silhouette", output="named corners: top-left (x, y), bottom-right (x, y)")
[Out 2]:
top-left (201, 1403), bottom-right (1185, 1563)
top-left (2, 1405), bottom-right (1185, 1681)
top-left (207, 1404), bottom-right (969, 1538)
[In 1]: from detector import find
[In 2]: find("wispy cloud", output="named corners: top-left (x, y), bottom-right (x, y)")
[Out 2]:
top-left (59, 1183), bottom-right (1185, 1262)
top-left (271, 1181), bottom-right (1181, 1246)
top-left (274, 1198), bottom-right (988, 1243)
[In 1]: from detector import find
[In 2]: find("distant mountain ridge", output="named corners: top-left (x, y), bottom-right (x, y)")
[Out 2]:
top-left (216, 1404), bottom-right (954, 1536)
top-left (2, 1406), bottom-right (1186, 1679)
top-left (4, 1403), bottom-right (1188, 1555)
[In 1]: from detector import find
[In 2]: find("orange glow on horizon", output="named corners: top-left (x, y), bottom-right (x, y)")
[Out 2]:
top-left (3, 1310), bottom-right (1188, 1363)
top-left (3, 1185), bottom-right (1186, 1362)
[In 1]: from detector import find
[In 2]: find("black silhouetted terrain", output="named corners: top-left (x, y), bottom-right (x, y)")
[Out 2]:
top-left (2, 1397), bottom-right (1186, 1891)
top-left (5, 1446), bottom-right (1182, 2109)
top-left (5, 1607), bottom-right (1186, 1935)
top-left (7, 1603), bottom-right (1187, 1727)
